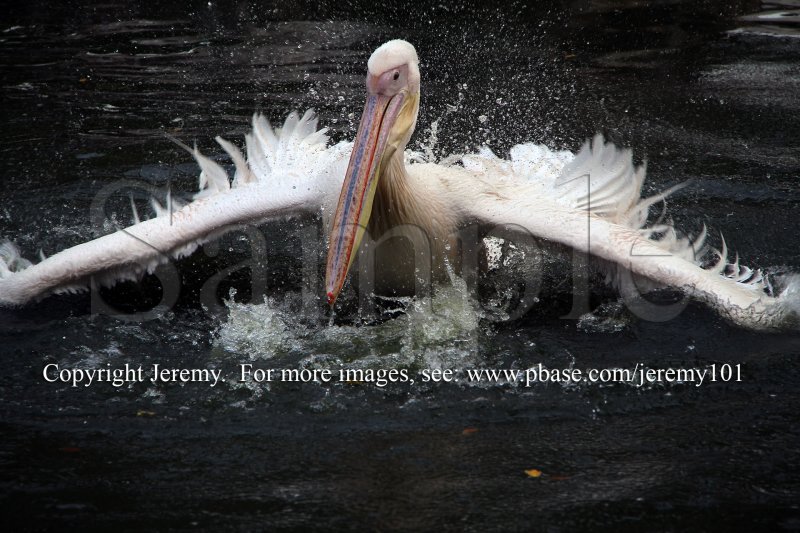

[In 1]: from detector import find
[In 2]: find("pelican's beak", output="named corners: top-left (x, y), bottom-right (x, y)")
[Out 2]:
top-left (324, 91), bottom-right (409, 307)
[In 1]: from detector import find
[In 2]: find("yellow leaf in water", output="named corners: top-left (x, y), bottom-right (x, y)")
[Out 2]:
top-left (524, 469), bottom-right (542, 478)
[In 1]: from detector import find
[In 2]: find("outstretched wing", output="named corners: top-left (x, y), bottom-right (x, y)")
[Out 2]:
top-left (0, 111), bottom-right (349, 306)
top-left (441, 135), bottom-right (799, 331)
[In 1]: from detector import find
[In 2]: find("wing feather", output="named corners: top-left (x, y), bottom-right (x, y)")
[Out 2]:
top-left (441, 136), bottom-right (798, 330)
top-left (0, 111), bottom-right (347, 306)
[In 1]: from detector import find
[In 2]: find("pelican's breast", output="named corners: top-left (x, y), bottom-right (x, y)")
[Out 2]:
top-left (356, 160), bottom-right (461, 296)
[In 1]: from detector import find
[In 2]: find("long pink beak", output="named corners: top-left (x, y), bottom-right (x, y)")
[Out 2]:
top-left (324, 91), bottom-right (406, 307)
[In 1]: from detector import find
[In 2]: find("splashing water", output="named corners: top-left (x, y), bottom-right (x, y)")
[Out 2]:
top-left (214, 296), bottom-right (301, 359)
top-left (214, 274), bottom-right (485, 371)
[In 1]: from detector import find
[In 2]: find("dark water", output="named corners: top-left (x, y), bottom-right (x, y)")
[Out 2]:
top-left (2, 1), bottom-right (800, 530)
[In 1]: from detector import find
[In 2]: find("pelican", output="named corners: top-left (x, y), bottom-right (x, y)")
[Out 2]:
top-left (0, 40), bottom-right (797, 330)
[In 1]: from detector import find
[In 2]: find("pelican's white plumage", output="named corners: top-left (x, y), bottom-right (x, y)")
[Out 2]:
top-left (368, 39), bottom-right (419, 79)
top-left (0, 111), bottom-right (349, 305)
top-left (0, 40), bottom-right (798, 331)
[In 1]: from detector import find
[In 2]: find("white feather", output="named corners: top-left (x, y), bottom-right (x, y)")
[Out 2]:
top-left (0, 109), bottom-right (795, 330)
top-left (0, 111), bottom-right (349, 306)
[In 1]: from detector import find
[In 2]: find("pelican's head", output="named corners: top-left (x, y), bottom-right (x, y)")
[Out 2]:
top-left (324, 40), bottom-right (421, 307)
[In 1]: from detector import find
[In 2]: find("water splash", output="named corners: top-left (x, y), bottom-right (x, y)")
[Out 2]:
top-left (215, 296), bottom-right (302, 359)
top-left (213, 274), bottom-right (484, 370)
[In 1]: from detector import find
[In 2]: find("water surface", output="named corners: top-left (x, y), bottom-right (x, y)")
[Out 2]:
top-left (1, 1), bottom-right (800, 530)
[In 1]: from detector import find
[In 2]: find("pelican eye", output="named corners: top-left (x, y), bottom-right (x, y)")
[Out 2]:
top-left (393, 71), bottom-right (400, 81)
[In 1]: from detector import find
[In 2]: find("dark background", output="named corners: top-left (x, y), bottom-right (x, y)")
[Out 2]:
top-left (1, 1), bottom-right (799, 530)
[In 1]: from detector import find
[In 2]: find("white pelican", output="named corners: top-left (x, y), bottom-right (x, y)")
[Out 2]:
top-left (0, 40), bottom-right (797, 330)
